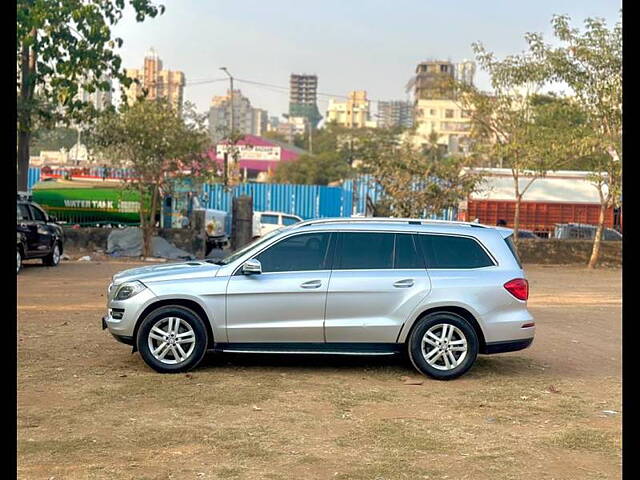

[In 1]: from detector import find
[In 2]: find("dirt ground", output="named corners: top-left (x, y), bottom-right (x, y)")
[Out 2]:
top-left (17, 259), bottom-right (621, 480)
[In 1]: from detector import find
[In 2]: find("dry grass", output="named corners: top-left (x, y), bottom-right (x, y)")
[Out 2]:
top-left (17, 263), bottom-right (622, 479)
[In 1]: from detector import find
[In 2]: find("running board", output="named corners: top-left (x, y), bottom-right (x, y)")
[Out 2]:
top-left (212, 342), bottom-right (402, 356)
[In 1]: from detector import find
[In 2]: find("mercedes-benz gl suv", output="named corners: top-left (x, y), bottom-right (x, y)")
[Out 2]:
top-left (102, 218), bottom-right (534, 380)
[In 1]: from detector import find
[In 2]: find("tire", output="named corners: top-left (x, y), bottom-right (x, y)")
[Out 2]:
top-left (43, 241), bottom-right (61, 267)
top-left (407, 312), bottom-right (479, 380)
top-left (136, 305), bottom-right (208, 373)
top-left (17, 247), bottom-right (22, 274)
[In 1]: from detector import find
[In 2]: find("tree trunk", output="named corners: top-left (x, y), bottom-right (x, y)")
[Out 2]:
top-left (141, 183), bottom-right (160, 258)
top-left (513, 195), bottom-right (522, 246)
top-left (587, 201), bottom-right (607, 269)
top-left (17, 29), bottom-right (37, 191)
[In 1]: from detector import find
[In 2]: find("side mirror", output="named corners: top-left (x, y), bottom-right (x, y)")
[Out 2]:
top-left (242, 258), bottom-right (262, 275)
top-left (48, 216), bottom-right (58, 223)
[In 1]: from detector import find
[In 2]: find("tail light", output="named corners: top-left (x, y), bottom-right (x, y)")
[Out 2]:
top-left (504, 278), bottom-right (529, 301)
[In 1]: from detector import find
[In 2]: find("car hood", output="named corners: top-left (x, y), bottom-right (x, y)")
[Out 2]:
top-left (112, 261), bottom-right (221, 285)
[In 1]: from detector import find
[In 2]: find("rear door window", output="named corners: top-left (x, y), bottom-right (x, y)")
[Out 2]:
top-left (394, 234), bottom-right (424, 269)
top-left (417, 234), bottom-right (494, 269)
top-left (335, 232), bottom-right (394, 270)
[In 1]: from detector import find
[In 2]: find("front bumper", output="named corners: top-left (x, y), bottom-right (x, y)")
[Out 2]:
top-left (103, 286), bottom-right (157, 338)
top-left (102, 315), bottom-right (134, 346)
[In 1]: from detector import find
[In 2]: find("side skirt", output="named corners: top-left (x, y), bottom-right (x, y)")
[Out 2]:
top-left (212, 342), bottom-right (403, 356)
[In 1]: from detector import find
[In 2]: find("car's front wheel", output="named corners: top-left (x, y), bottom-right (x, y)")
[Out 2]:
top-left (407, 312), bottom-right (479, 380)
top-left (136, 305), bottom-right (208, 373)
top-left (43, 241), bottom-right (61, 266)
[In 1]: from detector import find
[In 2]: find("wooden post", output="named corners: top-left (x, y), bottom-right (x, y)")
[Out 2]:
top-left (231, 195), bottom-right (253, 251)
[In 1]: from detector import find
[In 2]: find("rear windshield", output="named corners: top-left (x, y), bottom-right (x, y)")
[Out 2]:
top-left (504, 235), bottom-right (522, 268)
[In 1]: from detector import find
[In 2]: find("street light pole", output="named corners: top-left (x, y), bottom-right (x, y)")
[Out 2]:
top-left (220, 67), bottom-right (234, 187)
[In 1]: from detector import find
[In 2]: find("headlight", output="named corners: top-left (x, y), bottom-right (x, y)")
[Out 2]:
top-left (114, 281), bottom-right (147, 300)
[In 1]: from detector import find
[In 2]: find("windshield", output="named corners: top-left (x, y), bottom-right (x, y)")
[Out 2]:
top-left (214, 228), bottom-right (285, 266)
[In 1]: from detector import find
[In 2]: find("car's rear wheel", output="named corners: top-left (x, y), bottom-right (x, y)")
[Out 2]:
top-left (407, 312), bottom-right (478, 380)
top-left (137, 305), bottom-right (208, 373)
top-left (17, 247), bottom-right (22, 274)
top-left (43, 242), bottom-right (61, 266)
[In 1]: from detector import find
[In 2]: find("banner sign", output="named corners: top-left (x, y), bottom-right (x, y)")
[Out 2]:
top-left (216, 144), bottom-right (281, 161)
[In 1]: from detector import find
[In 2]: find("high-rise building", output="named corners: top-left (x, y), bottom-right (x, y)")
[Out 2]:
top-left (289, 73), bottom-right (322, 128)
top-left (326, 91), bottom-right (377, 129)
top-left (414, 60), bottom-right (455, 100)
top-left (124, 48), bottom-right (185, 110)
top-left (455, 60), bottom-right (476, 87)
top-left (377, 100), bottom-right (414, 129)
top-left (252, 108), bottom-right (268, 137)
top-left (208, 89), bottom-right (268, 142)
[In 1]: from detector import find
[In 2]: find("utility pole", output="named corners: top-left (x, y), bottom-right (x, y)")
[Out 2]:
top-left (308, 120), bottom-right (313, 154)
top-left (220, 67), bottom-right (234, 188)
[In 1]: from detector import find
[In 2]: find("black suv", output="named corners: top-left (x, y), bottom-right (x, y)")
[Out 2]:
top-left (17, 196), bottom-right (64, 274)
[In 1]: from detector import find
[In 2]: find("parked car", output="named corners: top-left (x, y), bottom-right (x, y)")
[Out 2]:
top-left (102, 217), bottom-right (534, 380)
top-left (516, 229), bottom-right (540, 240)
top-left (17, 196), bottom-right (65, 274)
top-left (252, 211), bottom-right (303, 238)
top-left (554, 223), bottom-right (622, 241)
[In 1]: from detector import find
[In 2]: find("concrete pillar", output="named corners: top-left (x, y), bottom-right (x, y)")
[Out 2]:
top-left (231, 195), bottom-right (253, 251)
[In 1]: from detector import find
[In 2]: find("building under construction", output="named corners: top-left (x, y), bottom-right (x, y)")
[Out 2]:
top-left (289, 73), bottom-right (322, 128)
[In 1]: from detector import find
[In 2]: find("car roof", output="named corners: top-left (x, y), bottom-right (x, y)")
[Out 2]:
top-left (296, 221), bottom-right (503, 237)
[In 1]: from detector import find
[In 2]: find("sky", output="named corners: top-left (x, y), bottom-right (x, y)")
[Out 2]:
top-left (111, 0), bottom-right (621, 121)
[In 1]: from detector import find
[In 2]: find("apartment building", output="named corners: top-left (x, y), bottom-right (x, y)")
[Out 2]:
top-left (326, 91), bottom-right (377, 128)
top-left (377, 100), bottom-right (414, 128)
top-left (412, 98), bottom-right (472, 154)
top-left (124, 48), bottom-right (185, 110)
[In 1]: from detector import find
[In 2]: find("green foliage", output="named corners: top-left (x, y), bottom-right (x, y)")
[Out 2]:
top-left (262, 131), bottom-right (288, 143)
top-left (357, 129), bottom-right (480, 218)
top-left (272, 152), bottom-right (352, 185)
top-left (17, 0), bottom-right (164, 125)
top-left (30, 127), bottom-right (79, 154)
top-left (87, 99), bottom-right (211, 255)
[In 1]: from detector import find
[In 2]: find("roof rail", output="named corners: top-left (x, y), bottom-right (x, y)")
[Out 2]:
top-left (294, 217), bottom-right (487, 229)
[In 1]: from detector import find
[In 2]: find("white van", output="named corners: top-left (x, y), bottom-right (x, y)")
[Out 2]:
top-left (252, 211), bottom-right (303, 238)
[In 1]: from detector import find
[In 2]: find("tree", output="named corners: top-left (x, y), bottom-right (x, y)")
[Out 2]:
top-left (88, 99), bottom-right (211, 257)
top-left (523, 14), bottom-right (622, 268)
top-left (272, 151), bottom-right (352, 185)
top-left (262, 131), bottom-right (288, 143)
top-left (17, 0), bottom-right (165, 190)
top-left (457, 46), bottom-right (591, 242)
top-left (357, 129), bottom-right (480, 218)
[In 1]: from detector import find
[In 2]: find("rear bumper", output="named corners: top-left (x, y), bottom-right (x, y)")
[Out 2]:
top-left (481, 337), bottom-right (533, 354)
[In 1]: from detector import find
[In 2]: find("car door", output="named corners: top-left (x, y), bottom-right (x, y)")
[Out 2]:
top-left (225, 231), bottom-right (334, 343)
top-left (28, 204), bottom-right (55, 255)
top-left (324, 232), bottom-right (431, 343)
top-left (17, 203), bottom-right (40, 256)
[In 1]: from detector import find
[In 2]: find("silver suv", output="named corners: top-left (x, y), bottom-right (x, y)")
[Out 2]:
top-left (102, 218), bottom-right (535, 380)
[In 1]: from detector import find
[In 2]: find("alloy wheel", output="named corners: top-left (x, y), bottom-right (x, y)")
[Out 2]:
top-left (147, 317), bottom-right (196, 365)
top-left (421, 323), bottom-right (468, 371)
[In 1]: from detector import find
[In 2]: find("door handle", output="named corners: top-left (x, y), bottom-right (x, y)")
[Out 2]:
top-left (300, 280), bottom-right (322, 289)
top-left (393, 279), bottom-right (414, 288)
